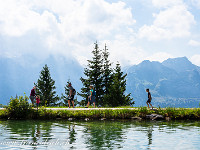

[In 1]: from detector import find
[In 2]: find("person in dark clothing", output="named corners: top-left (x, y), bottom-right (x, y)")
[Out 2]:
top-left (146, 89), bottom-right (153, 109)
top-left (68, 83), bottom-right (75, 108)
top-left (30, 86), bottom-right (36, 105)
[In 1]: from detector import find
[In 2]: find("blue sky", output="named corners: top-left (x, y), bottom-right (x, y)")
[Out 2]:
top-left (0, 0), bottom-right (200, 67)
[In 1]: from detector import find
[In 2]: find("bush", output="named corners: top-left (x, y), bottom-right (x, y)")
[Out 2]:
top-left (5, 94), bottom-right (33, 119)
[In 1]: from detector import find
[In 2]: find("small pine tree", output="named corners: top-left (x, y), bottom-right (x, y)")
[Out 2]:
top-left (79, 75), bottom-right (91, 106)
top-left (61, 80), bottom-right (71, 106)
top-left (79, 42), bottom-right (104, 106)
top-left (35, 64), bottom-right (59, 106)
top-left (105, 63), bottom-right (133, 107)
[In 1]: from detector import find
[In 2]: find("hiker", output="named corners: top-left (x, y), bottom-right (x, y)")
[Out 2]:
top-left (146, 88), bottom-right (153, 109)
top-left (30, 86), bottom-right (36, 105)
top-left (36, 95), bottom-right (40, 109)
top-left (86, 85), bottom-right (95, 108)
top-left (68, 82), bottom-right (75, 108)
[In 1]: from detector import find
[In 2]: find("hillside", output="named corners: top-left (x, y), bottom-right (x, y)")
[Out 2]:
top-left (126, 57), bottom-right (200, 107)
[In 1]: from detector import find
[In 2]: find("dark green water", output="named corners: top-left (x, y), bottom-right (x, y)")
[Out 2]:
top-left (0, 119), bottom-right (199, 150)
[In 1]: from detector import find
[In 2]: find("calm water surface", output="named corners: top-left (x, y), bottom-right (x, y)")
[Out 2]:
top-left (0, 119), bottom-right (199, 150)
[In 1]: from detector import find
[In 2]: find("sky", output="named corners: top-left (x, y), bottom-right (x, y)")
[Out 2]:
top-left (0, 0), bottom-right (200, 67)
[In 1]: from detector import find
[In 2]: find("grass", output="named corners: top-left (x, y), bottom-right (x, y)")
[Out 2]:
top-left (43, 106), bottom-right (136, 108)
top-left (0, 107), bottom-right (200, 120)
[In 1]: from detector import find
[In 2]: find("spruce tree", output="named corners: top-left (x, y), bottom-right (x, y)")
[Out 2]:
top-left (105, 63), bottom-right (133, 107)
top-left (79, 42), bottom-right (104, 106)
top-left (102, 44), bottom-right (113, 106)
top-left (61, 80), bottom-right (71, 106)
top-left (35, 64), bottom-right (59, 106)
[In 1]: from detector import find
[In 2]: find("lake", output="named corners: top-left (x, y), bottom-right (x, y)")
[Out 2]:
top-left (0, 119), bottom-right (199, 150)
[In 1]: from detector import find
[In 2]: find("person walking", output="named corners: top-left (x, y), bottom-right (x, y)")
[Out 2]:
top-left (86, 85), bottom-right (95, 108)
top-left (30, 86), bottom-right (36, 105)
top-left (68, 83), bottom-right (75, 108)
top-left (146, 89), bottom-right (153, 109)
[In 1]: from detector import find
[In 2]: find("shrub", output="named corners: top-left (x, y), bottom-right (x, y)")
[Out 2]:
top-left (5, 94), bottom-right (33, 119)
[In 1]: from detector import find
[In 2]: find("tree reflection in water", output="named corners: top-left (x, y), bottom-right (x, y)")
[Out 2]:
top-left (0, 120), bottom-right (199, 149)
top-left (68, 123), bottom-right (76, 145)
top-left (82, 120), bottom-right (128, 149)
top-left (0, 120), bottom-right (53, 149)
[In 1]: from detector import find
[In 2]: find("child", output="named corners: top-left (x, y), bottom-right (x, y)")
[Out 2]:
top-left (86, 85), bottom-right (95, 108)
top-left (146, 89), bottom-right (153, 109)
top-left (36, 95), bottom-right (40, 109)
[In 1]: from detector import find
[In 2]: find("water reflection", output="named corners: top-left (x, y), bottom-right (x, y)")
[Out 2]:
top-left (147, 125), bottom-right (153, 147)
top-left (0, 120), bottom-right (199, 150)
top-left (0, 120), bottom-right (55, 149)
top-left (67, 123), bottom-right (76, 149)
top-left (82, 121), bottom-right (126, 149)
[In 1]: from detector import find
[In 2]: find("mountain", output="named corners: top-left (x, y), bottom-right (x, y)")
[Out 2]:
top-left (126, 57), bottom-right (200, 107)
top-left (1, 56), bottom-right (200, 107)
top-left (162, 57), bottom-right (200, 73)
top-left (0, 55), bottom-right (84, 105)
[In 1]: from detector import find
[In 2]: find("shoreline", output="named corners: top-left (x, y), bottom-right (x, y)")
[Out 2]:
top-left (0, 107), bottom-right (200, 121)
top-left (0, 107), bottom-right (198, 110)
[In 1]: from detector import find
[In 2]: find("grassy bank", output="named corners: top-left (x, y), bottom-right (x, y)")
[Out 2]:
top-left (0, 107), bottom-right (200, 120)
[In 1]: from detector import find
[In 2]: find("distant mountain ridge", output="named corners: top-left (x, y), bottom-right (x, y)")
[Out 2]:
top-left (126, 57), bottom-right (200, 107)
top-left (162, 57), bottom-right (200, 73)
top-left (0, 56), bottom-right (200, 107)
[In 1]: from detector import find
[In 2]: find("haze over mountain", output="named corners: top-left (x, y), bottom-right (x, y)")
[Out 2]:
top-left (0, 55), bottom-right (83, 105)
top-left (0, 56), bottom-right (200, 107)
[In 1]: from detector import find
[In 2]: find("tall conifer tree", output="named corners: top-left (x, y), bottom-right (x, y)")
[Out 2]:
top-left (102, 44), bottom-right (113, 105)
top-left (105, 63), bottom-right (133, 107)
top-left (35, 64), bottom-right (59, 106)
top-left (79, 42), bottom-right (104, 106)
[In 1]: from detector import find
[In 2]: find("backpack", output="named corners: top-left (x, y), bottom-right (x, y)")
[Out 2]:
top-left (72, 88), bottom-right (76, 95)
top-left (92, 90), bottom-right (96, 96)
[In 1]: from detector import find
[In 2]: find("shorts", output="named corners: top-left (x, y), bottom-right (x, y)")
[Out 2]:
top-left (88, 96), bottom-right (95, 103)
top-left (30, 96), bottom-right (35, 104)
top-left (68, 95), bottom-right (74, 101)
top-left (147, 99), bottom-right (151, 103)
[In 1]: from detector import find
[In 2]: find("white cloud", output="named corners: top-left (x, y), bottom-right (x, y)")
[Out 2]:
top-left (188, 40), bottom-right (200, 46)
top-left (73, 34), bottom-right (144, 67)
top-left (103, 37), bottom-right (145, 66)
top-left (152, 0), bottom-right (183, 8)
top-left (139, 2), bottom-right (195, 41)
top-left (0, 1), bottom-right (55, 37)
top-left (0, 0), bottom-right (136, 66)
top-left (0, 0), bottom-right (198, 68)
top-left (190, 55), bottom-right (200, 66)
top-left (146, 52), bottom-right (174, 62)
